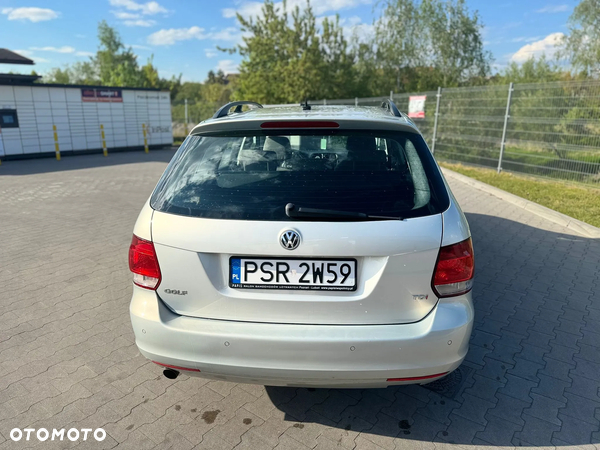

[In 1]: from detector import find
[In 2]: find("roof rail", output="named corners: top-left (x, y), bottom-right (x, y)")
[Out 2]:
top-left (381, 99), bottom-right (401, 118)
top-left (213, 101), bottom-right (263, 119)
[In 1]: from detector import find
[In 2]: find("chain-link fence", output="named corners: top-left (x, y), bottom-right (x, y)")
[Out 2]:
top-left (318, 81), bottom-right (600, 184)
top-left (172, 80), bottom-right (600, 184)
top-left (172, 99), bottom-right (221, 138)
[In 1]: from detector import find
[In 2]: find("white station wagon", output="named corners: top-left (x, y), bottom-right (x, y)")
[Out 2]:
top-left (129, 100), bottom-right (474, 388)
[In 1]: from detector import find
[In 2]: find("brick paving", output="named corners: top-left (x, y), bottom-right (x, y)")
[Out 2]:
top-left (0, 150), bottom-right (599, 449)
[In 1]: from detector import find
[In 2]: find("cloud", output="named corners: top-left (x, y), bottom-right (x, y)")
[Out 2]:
top-left (207, 27), bottom-right (241, 42)
top-left (317, 15), bottom-right (373, 41)
top-left (30, 46), bottom-right (76, 53)
top-left (205, 48), bottom-right (219, 58)
top-left (147, 26), bottom-right (241, 45)
top-left (223, 0), bottom-right (371, 19)
top-left (511, 36), bottom-right (542, 43)
top-left (1, 7), bottom-right (59, 22)
top-left (128, 44), bottom-right (152, 50)
top-left (112, 11), bottom-right (140, 19)
top-left (14, 49), bottom-right (34, 57)
top-left (26, 46), bottom-right (93, 58)
top-left (123, 19), bottom-right (156, 26)
top-left (536, 4), bottom-right (569, 13)
top-left (148, 26), bottom-right (206, 45)
top-left (216, 59), bottom-right (239, 74)
top-left (108, 0), bottom-right (167, 15)
top-left (15, 49), bottom-right (50, 63)
top-left (510, 32), bottom-right (564, 62)
top-left (110, 1), bottom-right (166, 27)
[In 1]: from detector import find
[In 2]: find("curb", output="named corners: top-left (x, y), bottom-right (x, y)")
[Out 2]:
top-left (441, 167), bottom-right (600, 239)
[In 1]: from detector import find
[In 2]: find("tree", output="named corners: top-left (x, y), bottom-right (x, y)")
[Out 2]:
top-left (373, 0), bottom-right (422, 91)
top-left (562, 0), bottom-right (600, 77)
top-left (370, 0), bottom-right (491, 91)
top-left (43, 21), bottom-right (181, 97)
top-left (225, 0), bottom-right (358, 103)
top-left (206, 70), bottom-right (228, 85)
top-left (498, 55), bottom-right (564, 84)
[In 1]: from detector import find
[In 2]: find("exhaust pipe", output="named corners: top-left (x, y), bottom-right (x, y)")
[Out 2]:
top-left (163, 368), bottom-right (180, 380)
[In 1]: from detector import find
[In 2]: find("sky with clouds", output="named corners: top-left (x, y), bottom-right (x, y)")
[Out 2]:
top-left (0, 0), bottom-right (574, 83)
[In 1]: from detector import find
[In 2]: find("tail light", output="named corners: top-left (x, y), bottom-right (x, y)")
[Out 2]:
top-left (129, 235), bottom-right (161, 290)
top-left (432, 238), bottom-right (474, 297)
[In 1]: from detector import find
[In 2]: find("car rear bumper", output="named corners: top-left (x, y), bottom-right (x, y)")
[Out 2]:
top-left (130, 286), bottom-right (474, 388)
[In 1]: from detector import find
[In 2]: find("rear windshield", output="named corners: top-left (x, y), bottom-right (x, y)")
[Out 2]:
top-left (151, 130), bottom-right (449, 221)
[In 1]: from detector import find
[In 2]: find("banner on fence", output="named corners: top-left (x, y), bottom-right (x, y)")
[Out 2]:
top-left (408, 95), bottom-right (426, 118)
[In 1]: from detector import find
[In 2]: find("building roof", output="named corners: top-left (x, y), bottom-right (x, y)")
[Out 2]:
top-left (0, 77), bottom-right (168, 91)
top-left (0, 73), bottom-right (41, 84)
top-left (192, 105), bottom-right (420, 135)
top-left (0, 49), bottom-right (34, 65)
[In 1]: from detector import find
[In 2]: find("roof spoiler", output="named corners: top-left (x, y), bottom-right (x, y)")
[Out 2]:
top-left (213, 101), bottom-right (263, 119)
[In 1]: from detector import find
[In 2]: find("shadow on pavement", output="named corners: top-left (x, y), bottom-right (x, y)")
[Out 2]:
top-left (0, 146), bottom-right (177, 176)
top-left (267, 212), bottom-right (600, 447)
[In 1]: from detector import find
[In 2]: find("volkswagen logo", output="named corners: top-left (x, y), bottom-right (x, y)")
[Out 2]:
top-left (280, 230), bottom-right (301, 250)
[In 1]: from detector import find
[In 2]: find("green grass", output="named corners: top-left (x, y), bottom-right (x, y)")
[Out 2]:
top-left (440, 162), bottom-right (600, 228)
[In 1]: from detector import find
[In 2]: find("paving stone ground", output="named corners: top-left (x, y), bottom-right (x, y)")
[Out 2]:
top-left (0, 150), bottom-right (599, 450)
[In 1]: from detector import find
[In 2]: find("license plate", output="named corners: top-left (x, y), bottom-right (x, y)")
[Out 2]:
top-left (229, 257), bottom-right (357, 291)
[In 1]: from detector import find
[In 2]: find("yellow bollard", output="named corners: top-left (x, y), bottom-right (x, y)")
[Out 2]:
top-left (142, 123), bottom-right (149, 153)
top-left (100, 124), bottom-right (108, 157)
top-left (53, 125), bottom-right (61, 161)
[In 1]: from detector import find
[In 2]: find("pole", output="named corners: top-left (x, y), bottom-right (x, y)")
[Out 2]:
top-left (390, 90), bottom-right (393, 101)
top-left (53, 125), bottom-right (61, 161)
top-left (323, 99), bottom-right (327, 105)
top-left (498, 82), bottom-right (514, 173)
top-left (355, 97), bottom-right (358, 106)
top-left (100, 124), bottom-right (107, 157)
top-left (431, 87), bottom-right (442, 154)
top-left (142, 123), bottom-right (149, 153)
top-left (184, 98), bottom-right (188, 135)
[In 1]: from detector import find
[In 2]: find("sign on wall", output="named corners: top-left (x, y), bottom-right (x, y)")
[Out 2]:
top-left (408, 95), bottom-right (426, 118)
top-left (81, 88), bottom-right (123, 102)
top-left (135, 92), bottom-right (170, 101)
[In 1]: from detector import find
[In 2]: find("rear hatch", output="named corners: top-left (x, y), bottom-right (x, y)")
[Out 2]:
top-left (150, 126), bottom-right (450, 325)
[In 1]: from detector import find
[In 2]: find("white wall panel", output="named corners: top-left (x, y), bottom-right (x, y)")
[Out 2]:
top-left (39, 136), bottom-right (55, 153)
top-left (0, 85), bottom-right (14, 103)
top-left (2, 129), bottom-right (23, 155)
top-left (22, 138), bottom-right (42, 154)
top-left (32, 87), bottom-right (50, 102)
top-left (14, 86), bottom-right (33, 102)
top-left (48, 88), bottom-right (67, 102)
top-left (134, 92), bottom-right (150, 147)
top-left (71, 137), bottom-right (87, 150)
top-left (123, 90), bottom-right (141, 146)
top-left (65, 89), bottom-right (81, 102)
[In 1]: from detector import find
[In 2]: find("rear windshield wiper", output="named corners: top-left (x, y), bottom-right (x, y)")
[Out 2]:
top-left (285, 203), bottom-right (405, 221)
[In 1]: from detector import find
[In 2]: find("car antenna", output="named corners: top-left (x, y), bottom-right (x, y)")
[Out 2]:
top-left (301, 99), bottom-right (311, 111)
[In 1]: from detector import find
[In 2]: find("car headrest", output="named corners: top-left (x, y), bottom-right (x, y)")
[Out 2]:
top-left (347, 136), bottom-right (377, 154)
top-left (264, 136), bottom-right (291, 155)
